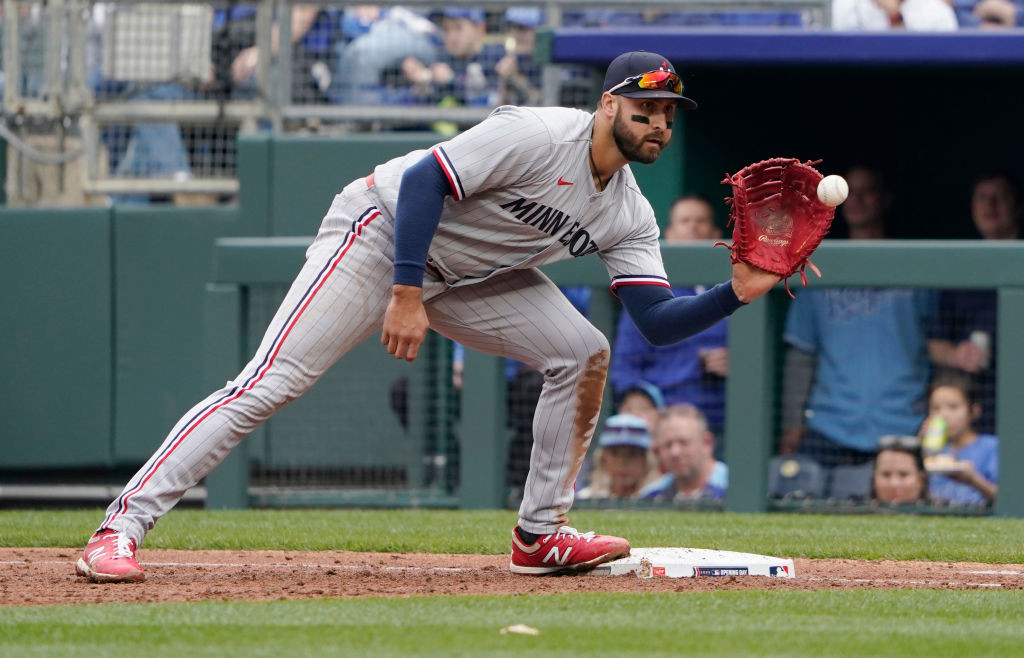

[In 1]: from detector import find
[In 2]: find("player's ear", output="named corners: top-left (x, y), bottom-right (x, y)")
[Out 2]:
top-left (598, 92), bottom-right (618, 115)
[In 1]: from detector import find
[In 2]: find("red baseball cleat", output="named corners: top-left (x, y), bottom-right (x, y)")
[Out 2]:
top-left (510, 526), bottom-right (630, 575)
top-left (75, 529), bottom-right (145, 583)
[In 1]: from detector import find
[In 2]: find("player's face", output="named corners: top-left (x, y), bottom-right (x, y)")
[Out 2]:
top-left (873, 450), bottom-right (924, 503)
top-left (611, 97), bottom-right (676, 164)
top-left (653, 415), bottom-right (710, 483)
top-left (928, 386), bottom-right (976, 440)
top-left (664, 199), bottom-right (720, 242)
top-left (972, 178), bottom-right (1018, 239)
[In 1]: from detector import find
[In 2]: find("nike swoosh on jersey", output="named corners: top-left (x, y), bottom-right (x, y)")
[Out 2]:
top-left (557, 177), bottom-right (573, 186)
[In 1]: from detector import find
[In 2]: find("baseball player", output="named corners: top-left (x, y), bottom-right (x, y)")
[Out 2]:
top-left (76, 51), bottom-right (779, 582)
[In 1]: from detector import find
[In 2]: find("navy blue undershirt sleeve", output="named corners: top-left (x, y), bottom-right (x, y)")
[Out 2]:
top-left (617, 281), bottom-right (745, 346)
top-left (392, 154), bottom-right (452, 287)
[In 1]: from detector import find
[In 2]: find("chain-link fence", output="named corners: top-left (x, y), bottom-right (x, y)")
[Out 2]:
top-left (1, 0), bottom-right (830, 205)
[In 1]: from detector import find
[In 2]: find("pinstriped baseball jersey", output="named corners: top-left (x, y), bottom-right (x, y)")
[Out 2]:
top-left (90, 104), bottom-right (682, 556)
top-left (368, 105), bottom-right (670, 293)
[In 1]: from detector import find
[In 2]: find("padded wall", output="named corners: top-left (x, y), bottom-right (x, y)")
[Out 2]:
top-left (0, 209), bottom-right (113, 467)
top-left (112, 206), bottom-right (243, 463)
top-left (269, 134), bottom-right (440, 236)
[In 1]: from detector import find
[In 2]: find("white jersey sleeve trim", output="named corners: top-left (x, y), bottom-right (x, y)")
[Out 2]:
top-left (432, 146), bottom-right (465, 201)
top-left (609, 275), bottom-right (671, 293)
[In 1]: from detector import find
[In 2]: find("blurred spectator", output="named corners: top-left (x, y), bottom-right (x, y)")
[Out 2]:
top-left (495, 7), bottom-right (544, 106)
top-left (831, 164), bottom-right (891, 239)
top-left (402, 7), bottom-right (504, 108)
top-left (338, 5), bottom-right (381, 45)
top-left (969, 170), bottom-right (1021, 240)
top-left (101, 84), bottom-right (194, 204)
top-left (577, 414), bottom-right (660, 500)
top-left (832, 0), bottom-right (958, 29)
top-left (871, 435), bottom-right (930, 504)
top-left (617, 381), bottom-right (666, 434)
top-left (86, 3), bottom-right (196, 204)
top-left (663, 194), bottom-right (725, 242)
top-left (612, 382), bottom-right (666, 489)
top-left (610, 195), bottom-right (729, 454)
top-left (211, 4), bottom-right (332, 102)
top-left (780, 165), bottom-right (937, 467)
top-left (329, 7), bottom-right (440, 105)
top-left (923, 372), bottom-right (998, 505)
top-left (640, 404), bottom-right (728, 502)
top-left (927, 170), bottom-right (1019, 433)
top-left (953, 0), bottom-right (1024, 26)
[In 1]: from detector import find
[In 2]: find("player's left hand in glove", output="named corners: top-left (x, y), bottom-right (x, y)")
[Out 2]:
top-left (718, 157), bottom-right (836, 298)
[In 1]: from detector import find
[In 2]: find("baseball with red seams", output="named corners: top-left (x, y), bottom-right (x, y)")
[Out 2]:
top-left (816, 175), bottom-right (849, 207)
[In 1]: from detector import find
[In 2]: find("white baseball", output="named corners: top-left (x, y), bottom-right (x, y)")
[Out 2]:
top-left (817, 175), bottom-right (849, 207)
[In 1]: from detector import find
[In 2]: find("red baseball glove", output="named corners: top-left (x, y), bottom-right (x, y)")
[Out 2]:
top-left (717, 158), bottom-right (835, 297)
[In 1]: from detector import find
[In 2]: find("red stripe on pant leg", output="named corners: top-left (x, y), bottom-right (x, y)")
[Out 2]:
top-left (106, 211), bottom-right (381, 526)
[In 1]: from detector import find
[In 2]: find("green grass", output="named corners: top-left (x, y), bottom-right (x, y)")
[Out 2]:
top-left (4, 509), bottom-right (1024, 656)
top-left (2, 508), bottom-right (1022, 563)
top-left (2, 590), bottom-right (1023, 657)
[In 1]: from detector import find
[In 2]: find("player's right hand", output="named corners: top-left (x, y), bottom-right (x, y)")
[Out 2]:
top-left (382, 284), bottom-right (430, 362)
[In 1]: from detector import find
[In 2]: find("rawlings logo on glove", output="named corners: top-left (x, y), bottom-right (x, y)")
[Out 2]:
top-left (717, 158), bottom-right (835, 297)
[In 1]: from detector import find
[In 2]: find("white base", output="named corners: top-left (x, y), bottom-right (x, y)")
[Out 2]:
top-left (587, 547), bottom-right (795, 579)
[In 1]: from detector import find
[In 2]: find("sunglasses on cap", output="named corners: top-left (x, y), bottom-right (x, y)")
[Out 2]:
top-left (877, 435), bottom-right (922, 451)
top-left (607, 70), bottom-right (683, 96)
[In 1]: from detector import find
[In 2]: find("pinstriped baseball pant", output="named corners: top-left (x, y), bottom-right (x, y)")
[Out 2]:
top-left (100, 180), bottom-right (609, 545)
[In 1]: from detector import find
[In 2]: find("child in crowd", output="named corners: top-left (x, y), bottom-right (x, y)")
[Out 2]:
top-left (577, 414), bottom-right (660, 501)
top-left (616, 381), bottom-right (665, 433)
top-left (923, 373), bottom-right (999, 505)
top-left (871, 435), bottom-right (930, 504)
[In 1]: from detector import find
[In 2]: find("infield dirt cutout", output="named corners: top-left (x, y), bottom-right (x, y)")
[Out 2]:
top-left (2, 548), bottom-right (1023, 605)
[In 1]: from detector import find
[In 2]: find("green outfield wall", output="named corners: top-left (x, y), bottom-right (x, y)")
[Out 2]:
top-left (0, 209), bottom-right (112, 467)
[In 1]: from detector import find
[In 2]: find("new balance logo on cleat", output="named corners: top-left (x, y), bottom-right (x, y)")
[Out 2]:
top-left (510, 526), bottom-right (630, 575)
top-left (87, 546), bottom-right (107, 562)
top-left (542, 546), bottom-right (573, 566)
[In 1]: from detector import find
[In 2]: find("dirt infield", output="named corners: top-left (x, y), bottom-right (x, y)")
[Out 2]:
top-left (2, 548), bottom-right (1021, 606)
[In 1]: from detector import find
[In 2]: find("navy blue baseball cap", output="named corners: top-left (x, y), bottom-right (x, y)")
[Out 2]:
top-left (440, 6), bottom-right (485, 23)
top-left (602, 51), bottom-right (697, 109)
top-left (598, 414), bottom-right (653, 450)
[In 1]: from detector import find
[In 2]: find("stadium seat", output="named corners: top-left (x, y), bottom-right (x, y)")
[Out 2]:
top-left (768, 455), bottom-right (826, 499)
top-left (828, 462), bottom-right (875, 501)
